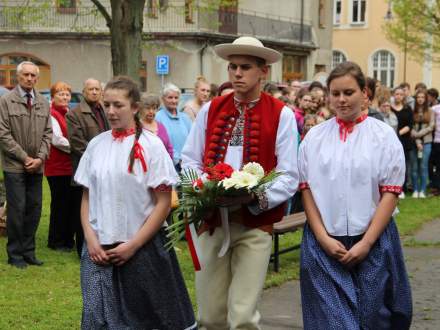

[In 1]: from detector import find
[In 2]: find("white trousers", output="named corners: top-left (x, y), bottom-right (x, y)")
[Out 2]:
top-left (196, 223), bottom-right (272, 330)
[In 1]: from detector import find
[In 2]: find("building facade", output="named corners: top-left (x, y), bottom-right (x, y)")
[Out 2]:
top-left (0, 0), bottom-right (333, 94)
top-left (332, 0), bottom-right (439, 89)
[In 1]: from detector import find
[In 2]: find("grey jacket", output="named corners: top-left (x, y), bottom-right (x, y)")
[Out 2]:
top-left (0, 86), bottom-right (52, 173)
top-left (412, 108), bottom-right (435, 145)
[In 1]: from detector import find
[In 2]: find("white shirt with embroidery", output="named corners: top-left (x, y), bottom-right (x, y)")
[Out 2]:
top-left (181, 100), bottom-right (299, 212)
top-left (74, 130), bottom-right (178, 244)
top-left (298, 117), bottom-right (405, 236)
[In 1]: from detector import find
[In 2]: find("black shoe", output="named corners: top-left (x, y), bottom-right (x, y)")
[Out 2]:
top-left (8, 259), bottom-right (28, 269)
top-left (23, 256), bottom-right (44, 266)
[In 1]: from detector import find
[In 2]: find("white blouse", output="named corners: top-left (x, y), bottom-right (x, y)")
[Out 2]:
top-left (74, 130), bottom-right (178, 245)
top-left (181, 101), bottom-right (299, 213)
top-left (50, 116), bottom-right (70, 153)
top-left (298, 117), bottom-right (405, 236)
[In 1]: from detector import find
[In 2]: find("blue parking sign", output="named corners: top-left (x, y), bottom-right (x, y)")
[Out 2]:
top-left (156, 55), bottom-right (169, 75)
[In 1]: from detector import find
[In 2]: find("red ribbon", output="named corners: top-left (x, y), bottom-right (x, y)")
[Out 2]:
top-left (335, 114), bottom-right (367, 142)
top-left (129, 141), bottom-right (147, 173)
top-left (111, 128), bottom-right (136, 141)
top-left (185, 223), bottom-right (201, 271)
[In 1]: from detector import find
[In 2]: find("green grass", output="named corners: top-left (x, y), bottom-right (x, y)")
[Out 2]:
top-left (0, 180), bottom-right (438, 329)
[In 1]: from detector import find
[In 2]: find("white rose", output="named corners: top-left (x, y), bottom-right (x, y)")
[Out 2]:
top-left (242, 162), bottom-right (265, 180)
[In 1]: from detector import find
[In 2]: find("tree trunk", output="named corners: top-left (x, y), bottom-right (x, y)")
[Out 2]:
top-left (109, 0), bottom-right (146, 83)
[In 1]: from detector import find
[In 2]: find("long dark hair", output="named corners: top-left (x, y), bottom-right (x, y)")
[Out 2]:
top-left (104, 76), bottom-right (142, 173)
top-left (327, 61), bottom-right (366, 91)
top-left (413, 90), bottom-right (431, 124)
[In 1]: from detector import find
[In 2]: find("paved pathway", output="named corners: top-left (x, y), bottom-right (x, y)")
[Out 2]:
top-left (260, 219), bottom-right (440, 330)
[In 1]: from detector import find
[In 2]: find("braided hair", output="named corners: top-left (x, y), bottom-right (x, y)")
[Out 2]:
top-left (104, 76), bottom-right (143, 174)
top-left (128, 111), bottom-right (144, 173)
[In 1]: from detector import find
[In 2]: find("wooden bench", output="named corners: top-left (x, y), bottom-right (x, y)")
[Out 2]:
top-left (270, 211), bottom-right (307, 272)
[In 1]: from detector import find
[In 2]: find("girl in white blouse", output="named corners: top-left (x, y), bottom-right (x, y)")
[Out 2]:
top-left (74, 76), bottom-right (196, 330)
top-left (298, 62), bottom-right (412, 329)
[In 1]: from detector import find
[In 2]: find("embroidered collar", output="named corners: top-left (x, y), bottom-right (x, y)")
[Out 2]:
top-left (233, 97), bottom-right (259, 113)
top-left (111, 128), bottom-right (136, 141)
top-left (335, 114), bottom-right (367, 142)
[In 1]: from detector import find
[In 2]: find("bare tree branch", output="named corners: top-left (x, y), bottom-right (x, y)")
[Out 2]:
top-left (90, 0), bottom-right (112, 27)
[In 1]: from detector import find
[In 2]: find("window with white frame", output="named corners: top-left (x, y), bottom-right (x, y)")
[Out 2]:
top-left (334, 0), bottom-right (342, 25)
top-left (351, 0), bottom-right (366, 24)
top-left (371, 50), bottom-right (395, 87)
top-left (332, 50), bottom-right (347, 69)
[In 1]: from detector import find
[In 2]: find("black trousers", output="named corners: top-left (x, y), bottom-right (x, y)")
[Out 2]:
top-left (4, 172), bottom-right (42, 262)
top-left (71, 184), bottom-right (84, 257)
top-left (47, 176), bottom-right (77, 250)
top-left (431, 143), bottom-right (440, 190)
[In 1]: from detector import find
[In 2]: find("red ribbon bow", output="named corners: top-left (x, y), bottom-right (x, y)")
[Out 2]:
top-left (129, 140), bottom-right (147, 173)
top-left (335, 114), bottom-right (367, 142)
top-left (111, 128), bottom-right (136, 141)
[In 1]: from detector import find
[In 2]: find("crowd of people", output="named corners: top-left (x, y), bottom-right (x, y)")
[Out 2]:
top-left (2, 34), bottom-right (438, 329)
top-left (263, 75), bottom-right (440, 199)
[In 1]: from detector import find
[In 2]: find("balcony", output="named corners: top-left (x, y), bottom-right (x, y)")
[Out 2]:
top-left (0, 5), bottom-right (313, 45)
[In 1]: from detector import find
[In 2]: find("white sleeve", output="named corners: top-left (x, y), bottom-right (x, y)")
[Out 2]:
top-left (379, 130), bottom-right (405, 194)
top-left (298, 137), bottom-right (309, 189)
top-left (74, 147), bottom-right (91, 188)
top-left (251, 107), bottom-right (300, 213)
top-left (181, 102), bottom-right (210, 175)
top-left (51, 116), bottom-right (70, 153)
top-left (146, 140), bottom-right (179, 189)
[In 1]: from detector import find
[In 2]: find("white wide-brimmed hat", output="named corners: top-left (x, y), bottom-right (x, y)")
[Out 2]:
top-left (214, 36), bottom-right (281, 64)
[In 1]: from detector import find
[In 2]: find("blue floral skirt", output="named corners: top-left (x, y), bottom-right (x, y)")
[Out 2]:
top-left (300, 220), bottom-right (412, 330)
top-left (80, 229), bottom-right (197, 330)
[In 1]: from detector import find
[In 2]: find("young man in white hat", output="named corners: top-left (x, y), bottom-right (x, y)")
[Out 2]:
top-left (181, 36), bottom-right (299, 330)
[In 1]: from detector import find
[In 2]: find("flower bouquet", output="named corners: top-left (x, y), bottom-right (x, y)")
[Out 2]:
top-left (166, 162), bottom-right (282, 270)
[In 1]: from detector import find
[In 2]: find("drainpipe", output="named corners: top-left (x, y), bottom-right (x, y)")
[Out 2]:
top-left (200, 42), bottom-right (208, 76)
top-left (300, 0), bottom-right (304, 43)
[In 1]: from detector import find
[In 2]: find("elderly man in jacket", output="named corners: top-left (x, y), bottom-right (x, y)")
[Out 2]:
top-left (66, 78), bottom-right (109, 257)
top-left (0, 61), bottom-right (52, 268)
